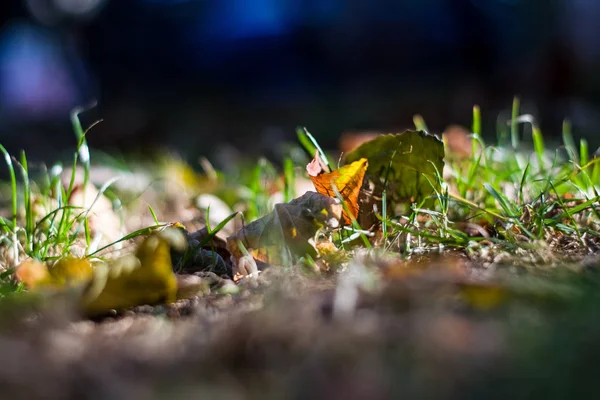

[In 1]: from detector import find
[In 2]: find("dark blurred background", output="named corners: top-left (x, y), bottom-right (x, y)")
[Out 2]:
top-left (1, 0), bottom-right (600, 163)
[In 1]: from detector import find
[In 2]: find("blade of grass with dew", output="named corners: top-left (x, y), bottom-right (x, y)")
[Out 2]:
top-left (70, 102), bottom-right (98, 189)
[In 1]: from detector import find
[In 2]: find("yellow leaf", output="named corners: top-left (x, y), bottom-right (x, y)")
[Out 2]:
top-left (460, 284), bottom-right (506, 310)
top-left (15, 259), bottom-right (51, 289)
top-left (82, 232), bottom-right (179, 316)
top-left (50, 257), bottom-right (94, 286)
top-left (15, 257), bottom-right (93, 290)
top-left (307, 155), bottom-right (368, 225)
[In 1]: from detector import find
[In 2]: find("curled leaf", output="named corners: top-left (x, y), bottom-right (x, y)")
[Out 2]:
top-left (15, 257), bottom-right (93, 290)
top-left (82, 230), bottom-right (181, 316)
top-left (307, 155), bottom-right (368, 225)
top-left (227, 191), bottom-right (342, 270)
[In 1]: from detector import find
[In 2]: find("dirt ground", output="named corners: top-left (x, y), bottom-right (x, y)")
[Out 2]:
top-left (2, 254), bottom-right (600, 400)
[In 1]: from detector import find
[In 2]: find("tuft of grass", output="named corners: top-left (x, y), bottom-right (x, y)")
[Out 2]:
top-left (391, 102), bottom-right (600, 261)
top-left (0, 106), bottom-right (170, 294)
top-left (2, 99), bottom-right (600, 292)
top-left (294, 103), bottom-right (600, 266)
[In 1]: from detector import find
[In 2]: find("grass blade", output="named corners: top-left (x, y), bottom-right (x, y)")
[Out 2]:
top-left (511, 96), bottom-right (520, 149)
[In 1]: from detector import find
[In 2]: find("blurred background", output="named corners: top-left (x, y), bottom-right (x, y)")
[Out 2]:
top-left (1, 0), bottom-right (600, 164)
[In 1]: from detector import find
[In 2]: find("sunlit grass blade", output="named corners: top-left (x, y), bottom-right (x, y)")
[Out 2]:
top-left (519, 163), bottom-right (531, 205)
top-left (0, 144), bottom-right (19, 264)
top-left (413, 114), bottom-right (429, 132)
top-left (18, 151), bottom-right (33, 254)
top-left (551, 196), bottom-right (600, 222)
top-left (296, 127), bottom-right (331, 170)
top-left (381, 190), bottom-right (388, 239)
top-left (472, 105), bottom-right (481, 136)
top-left (580, 139), bottom-right (589, 171)
top-left (148, 205), bottom-right (160, 225)
top-left (87, 224), bottom-right (167, 257)
top-left (472, 105), bottom-right (481, 159)
top-left (562, 118), bottom-right (577, 162)
top-left (283, 157), bottom-right (295, 202)
top-left (511, 96), bottom-right (520, 149)
top-left (70, 102), bottom-right (98, 188)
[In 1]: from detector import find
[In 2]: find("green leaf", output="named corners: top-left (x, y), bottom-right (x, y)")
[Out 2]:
top-left (344, 130), bottom-right (445, 202)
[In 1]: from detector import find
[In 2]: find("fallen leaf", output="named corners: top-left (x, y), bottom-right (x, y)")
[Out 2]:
top-left (459, 283), bottom-right (506, 310)
top-left (227, 191), bottom-right (342, 272)
top-left (15, 257), bottom-right (93, 290)
top-left (15, 259), bottom-right (51, 289)
top-left (307, 155), bottom-right (368, 225)
top-left (345, 130), bottom-right (445, 204)
top-left (49, 257), bottom-right (94, 286)
top-left (82, 230), bottom-right (182, 316)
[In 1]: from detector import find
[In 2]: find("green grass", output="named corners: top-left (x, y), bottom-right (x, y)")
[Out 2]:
top-left (0, 101), bottom-right (599, 399)
top-left (285, 103), bottom-right (600, 266)
top-left (380, 100), bottom-right (600, 263)
top-left (0, 107), bottom-right (168, 295)
top-left (296, 99), bottom-right (600, 265)
top-left (1, 100), bottom-right (599, 298)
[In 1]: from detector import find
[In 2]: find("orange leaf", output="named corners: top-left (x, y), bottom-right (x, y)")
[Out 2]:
top-left (307, 154), bottom-right (368, 225)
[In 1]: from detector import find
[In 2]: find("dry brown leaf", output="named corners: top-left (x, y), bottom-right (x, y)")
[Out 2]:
top-left (227, 191), bottom-right (343, 273)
